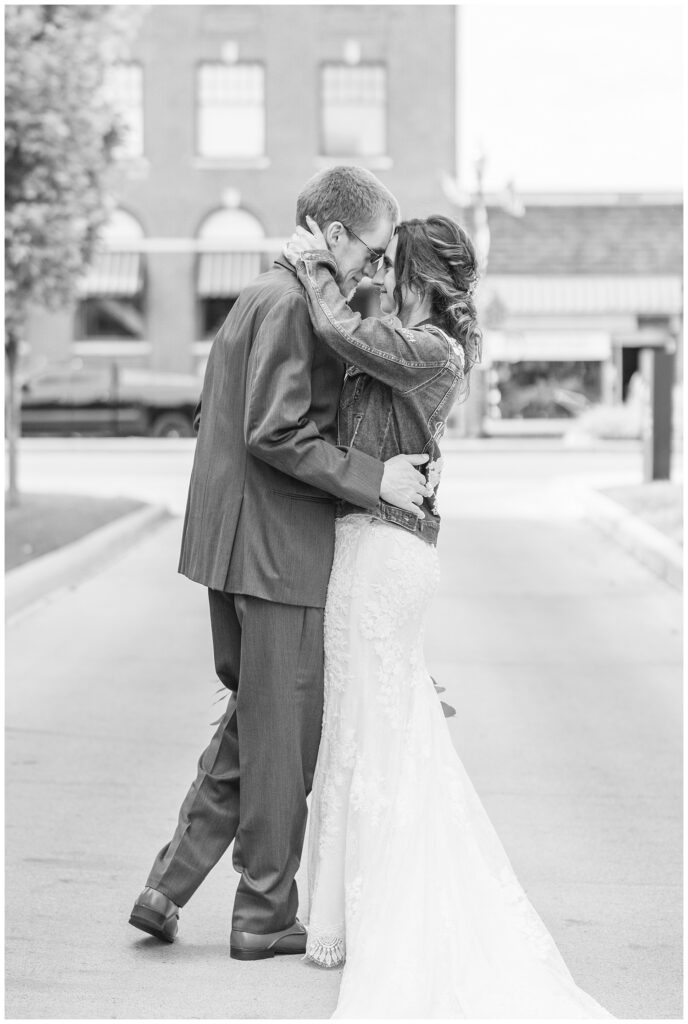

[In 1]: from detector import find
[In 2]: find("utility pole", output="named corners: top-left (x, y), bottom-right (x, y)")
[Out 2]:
top-left (614, 322), bottom-right (678, 482)
top-left (5, 325), bottom-right (21, 509)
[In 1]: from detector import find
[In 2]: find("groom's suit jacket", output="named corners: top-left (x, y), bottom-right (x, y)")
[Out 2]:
top-left (178, 258), bottom-right (383, 608)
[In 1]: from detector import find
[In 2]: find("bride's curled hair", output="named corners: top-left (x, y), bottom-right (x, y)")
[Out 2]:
top-left (393, 215), bottom-right (482, 400)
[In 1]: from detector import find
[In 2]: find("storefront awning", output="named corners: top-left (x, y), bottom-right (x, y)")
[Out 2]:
top-left (481, 275), bottom-right (682, 316)
top-left (78, 252), bottom-right (142, 297)
top-left (486, 330), bottom-right (612, 362)
top-left (197, 252), bottom-right (262, 297)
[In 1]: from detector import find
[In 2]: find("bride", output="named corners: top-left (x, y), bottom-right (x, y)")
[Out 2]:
top-left (284, 215), bottom-right (612, 1019)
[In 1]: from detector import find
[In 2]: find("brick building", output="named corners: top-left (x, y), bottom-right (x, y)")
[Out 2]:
top-left (472, 195), bottom-right (683, 433)
top-left (26, 4), bottom-right (459, 376)
top-left (22, 5), bottom-right (682, 437)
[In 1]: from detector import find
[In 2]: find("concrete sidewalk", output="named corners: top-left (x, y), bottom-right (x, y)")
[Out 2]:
top-left (5, 503), bottom-right (682, 1019)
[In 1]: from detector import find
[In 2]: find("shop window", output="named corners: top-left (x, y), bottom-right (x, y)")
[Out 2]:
top-left (197, 63), bottom-right (265, 158)
top-left (321, 63), bottom-right (386, 157)
top-left (197, 207), bottom-right (265, 339)
top-left (201, 297), bottom-right (236, 339)
top-left (77, 293), bottom-right (144, 340)
top-left (492, 361), bottom-right (603, 420)
top-left (76, 210), bottom-right (145, 340)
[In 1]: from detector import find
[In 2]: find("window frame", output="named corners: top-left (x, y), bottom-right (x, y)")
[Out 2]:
top-left (74, 292), bottom-right (146, 344)
top-left (107, 60), bottom-right (145, 160)
top-left (195, 60), bottom-right (267, 161)
top-left (75, 207), bottom-right (147, 347)
top-left (194, 206), bottom-right (267, 342)
top-left (318, 60), bottom-right (388, 159)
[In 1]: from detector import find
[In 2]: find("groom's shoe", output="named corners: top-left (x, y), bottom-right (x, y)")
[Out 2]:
top-left (129, 887), bottom-right (179, 943)
top-left (230, 919), bottom-right (307, 961)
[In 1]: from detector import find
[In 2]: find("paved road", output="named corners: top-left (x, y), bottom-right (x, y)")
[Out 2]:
top-left (11, 435), bottom-right (682, 515)
top-left (5, 448), bottom-right (682, 1018)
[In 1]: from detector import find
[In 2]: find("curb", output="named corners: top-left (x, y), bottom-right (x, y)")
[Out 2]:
top-left (5, 503), bottom-right (172, 620)
top-left (581, 489), bottom-right (682, 590)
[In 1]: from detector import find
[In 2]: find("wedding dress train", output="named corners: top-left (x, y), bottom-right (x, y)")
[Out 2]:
top-left (306, 515), bottom-right (612, 1019)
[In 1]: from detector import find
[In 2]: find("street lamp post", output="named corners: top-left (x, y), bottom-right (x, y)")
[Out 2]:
top-left (471, 153), bottom-right (491, 274)
top-left (442, 154), bottom-right (524, 436)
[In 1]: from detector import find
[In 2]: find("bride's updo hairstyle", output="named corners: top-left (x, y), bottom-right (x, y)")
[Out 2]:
top-left (393, 215), bottom-right (482, 398)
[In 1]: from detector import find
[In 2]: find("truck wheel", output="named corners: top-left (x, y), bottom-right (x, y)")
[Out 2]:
top-left (150, 411), bottom-right (194, 438)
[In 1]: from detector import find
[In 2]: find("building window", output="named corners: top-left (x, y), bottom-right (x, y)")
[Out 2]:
top-left (321, 63), bottom-right (386, 157)
top-left (76, 210), bottom-right (145, 341)
top-left (196, 207), bottom-right (265, 338)
top-left (197, 63), bottom-right (265, 159)
top-left (491, 361), bottom-right (602, 421)
top-left (106, 63), bottom-right (144, 158)
top-left (77, 292), bottom-right (144, 340)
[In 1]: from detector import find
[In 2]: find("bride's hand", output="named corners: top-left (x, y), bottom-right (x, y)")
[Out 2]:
top-left (302, 216), bottom-right (328, 249)
top-left (283, 216), bottom-right (329, 265)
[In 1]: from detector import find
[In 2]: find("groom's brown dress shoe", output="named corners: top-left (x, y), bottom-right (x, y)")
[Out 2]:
top-left (129, 887), bottom-right (179, 943)
top-left (230, 919), bottom-right (307, 961)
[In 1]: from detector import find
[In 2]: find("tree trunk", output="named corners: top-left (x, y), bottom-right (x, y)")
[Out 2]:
top-left (6, 327), bottom-right (21, 508)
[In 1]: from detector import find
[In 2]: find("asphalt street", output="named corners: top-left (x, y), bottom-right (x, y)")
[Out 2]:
top-left (5, 442), bottom-right (683, 1019)
top-left (12, 435), bottom-right (682, 515)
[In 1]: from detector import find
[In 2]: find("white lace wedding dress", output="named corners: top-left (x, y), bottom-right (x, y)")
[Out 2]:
top-left (306, 514), bottom-right (613, 1019)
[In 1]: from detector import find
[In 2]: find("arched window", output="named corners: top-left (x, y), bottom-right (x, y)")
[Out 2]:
top-left (197, 208), bottom-right (265, 340)
top-left (76, 209), bottom-right (145, 341)
top-left (102, 208), bottom-right (146, 243)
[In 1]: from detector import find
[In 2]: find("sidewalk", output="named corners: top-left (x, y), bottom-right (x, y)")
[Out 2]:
top-left (5, 504), bottom-right (682, 1019)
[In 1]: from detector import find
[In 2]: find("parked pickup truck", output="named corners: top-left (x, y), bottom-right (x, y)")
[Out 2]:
top-left (20, 362), bottom-right (201, 437)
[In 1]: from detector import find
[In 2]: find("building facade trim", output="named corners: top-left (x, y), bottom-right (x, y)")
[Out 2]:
top-left (483, 274), bottom-right (682, 315)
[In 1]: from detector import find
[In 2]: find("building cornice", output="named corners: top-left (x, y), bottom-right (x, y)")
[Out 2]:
top-left (482, 191), bottom-right (682, 207)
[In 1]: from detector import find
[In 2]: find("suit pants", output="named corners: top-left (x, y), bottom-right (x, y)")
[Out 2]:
top-left (146, 590), bottom-right (325, 933)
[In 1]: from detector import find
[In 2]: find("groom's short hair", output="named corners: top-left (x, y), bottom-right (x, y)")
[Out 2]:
top-left (296, 165), bottom-right (400, 234)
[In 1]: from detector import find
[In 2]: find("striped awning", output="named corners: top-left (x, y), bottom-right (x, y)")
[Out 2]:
top-left (197, 252), bottom-right (262, 297)
top-left (481, 275), bottom-right (682, 316)
top-left (78, 252), bottom-right (142, 297)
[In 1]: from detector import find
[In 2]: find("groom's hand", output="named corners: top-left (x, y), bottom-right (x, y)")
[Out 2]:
top-left (380, 454), bottom-right (431, 518)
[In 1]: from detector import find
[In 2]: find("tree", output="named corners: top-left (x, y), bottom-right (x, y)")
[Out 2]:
top-left (5, 5), bottom-right (138, 505)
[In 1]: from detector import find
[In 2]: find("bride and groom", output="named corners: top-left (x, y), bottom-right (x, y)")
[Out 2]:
top-left (129, 165), bottom-right (611, 1018)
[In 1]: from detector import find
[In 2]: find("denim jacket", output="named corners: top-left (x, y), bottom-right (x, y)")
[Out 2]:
top-left (295, 250), bottom-right (466, 545)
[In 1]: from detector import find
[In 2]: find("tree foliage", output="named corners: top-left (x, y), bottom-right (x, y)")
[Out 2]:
top-left (5, 4), bottom-right (138, 332)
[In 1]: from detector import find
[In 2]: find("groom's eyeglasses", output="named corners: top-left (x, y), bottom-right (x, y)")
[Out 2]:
top-left (341, 224), bottom-right (387, 271)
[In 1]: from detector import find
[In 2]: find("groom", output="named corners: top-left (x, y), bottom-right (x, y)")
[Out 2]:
top-left (129, 166), bottom-right (429, 960)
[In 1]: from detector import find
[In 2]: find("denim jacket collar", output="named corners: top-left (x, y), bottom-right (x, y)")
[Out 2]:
top-left (273, 257), bottom-right (298, 277)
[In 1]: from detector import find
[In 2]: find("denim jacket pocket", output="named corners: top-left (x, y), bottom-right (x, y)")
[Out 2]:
top-left (339, 371), bottom-right (366, 410)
